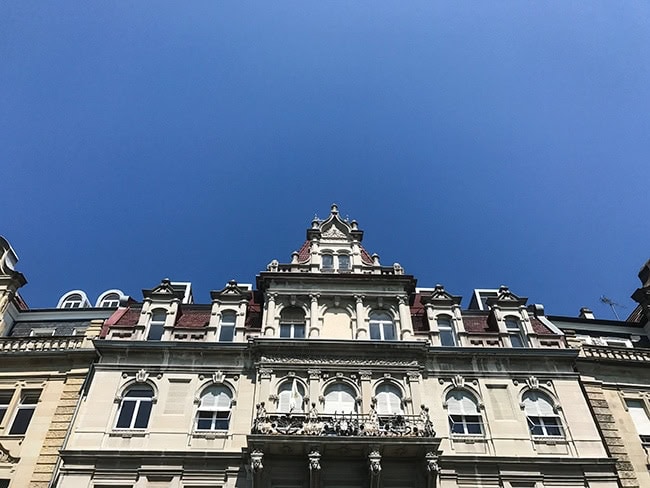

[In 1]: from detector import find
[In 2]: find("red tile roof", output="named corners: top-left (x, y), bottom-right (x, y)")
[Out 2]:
top-left (176, 309), bottom-right (210, 328)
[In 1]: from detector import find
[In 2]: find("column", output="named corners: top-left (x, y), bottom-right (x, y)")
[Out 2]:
top-left (264, 293), bottom-right (277, 336)
top-left (309, 293), bottom-right (320, 338)
top-left (355, 295), bottom-right (367, 339)
top-left (398, 296), bottom-right (413, 340)
top-left (308, 450), bottom-right (321, 488)
top-left (359, 370), bottom-right (373, 407)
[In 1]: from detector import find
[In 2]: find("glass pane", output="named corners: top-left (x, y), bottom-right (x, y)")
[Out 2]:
top-left (219, 325), bottom-right (235, 342)
top-left (293, 324), bottom-right (305, 338)
top-left (449, 416), bottom-right (464, 434)
top-left (440, 329), bottom-right (455, 346)
top-left (510, 333), bottom-right (524, 348)
top-left (383, 324), bottom-right (395, 340)
top-left (322, 255), bottom-right (333, 269)
top-left (528, 416), bottom-right (543, 435)
top-left (545, 418), bottom-right (562, 436)
top-left (215, 410), bottom-right (230, 430)
top-left (369, 323), bottom-right (380, 340)
top-left (134, 400), bottom-right (152, 428)
top-left (116, 400), bottom-right (136, 428)
top-left (9, 407), bottom-right (35, 435)
top-left (466, 416), bottom-right (482, 434)
top-left (338, 255), bottom-right (350, 269)
top-left (280, 324), bottom-right (291, 338)
top-left (197, 411), bottom-right (213, 430)
top-left (125, 388), bottom-right (153, 398)
top-left (147, 324), bottom-right (164, 341)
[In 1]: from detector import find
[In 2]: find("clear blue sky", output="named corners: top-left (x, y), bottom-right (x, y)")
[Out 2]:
top-left (2, 2), bottom-right (648, 318)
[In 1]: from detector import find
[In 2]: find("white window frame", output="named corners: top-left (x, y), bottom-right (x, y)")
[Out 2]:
top-left (522, 391), bottom-right (564, 438)
top-left (99, 293), bottom-right (121, 308)
top-left (195, 386), bottom-right (233, 431)
top-left (625, 398), bottom-right (650, 443)
top-left (7, 389), bottom-right (40, 436)
top-left (29, 329), bottom-right (56, 337)
top-left (147, 309), bottom-right (167, 341)
top-left (218, 310), bottom-right (237, 342)
top-left (369, 312), bottom-right (396, 341)
top-left (324, 383), bottom-right (357, 415)
top-left (375, 383), bottom-right (403, 415)
top-left (505, 317), bottom-right (526, 348)
top-left (437, 315), bottom-right (457, 346)
top-left (446, 390), bottom-right (483, 436)
top-left (279, 307), bottom-right (306, 339)
top-left (277, 379), bottom-right (305, 413)
top-left (115, 386), bottom-right (154, 430)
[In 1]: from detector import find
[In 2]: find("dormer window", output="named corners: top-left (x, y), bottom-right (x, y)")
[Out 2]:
top-left (437, 315), bottom-right (457, 346)
top-left (99, 293), bottom-right (120, 308)
top-left (505, 316), bottom-right (526, 348)
top-left (147, 310), bottom-right (166, 341)
top-left (322, 254), bottom-right (334, 270)
top-left (62, 294), bottom-right (83, 309)
top-left (338, 254), bottom-right (350, 271)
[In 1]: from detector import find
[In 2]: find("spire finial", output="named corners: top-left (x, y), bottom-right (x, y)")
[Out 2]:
top-left (331, 203), bottom-right (339, 215)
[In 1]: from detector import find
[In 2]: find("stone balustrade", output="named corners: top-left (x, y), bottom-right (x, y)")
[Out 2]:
top-left (0, 335), bottom-right (86, 352)
top-left (581, 344), bottom-right (650, 362)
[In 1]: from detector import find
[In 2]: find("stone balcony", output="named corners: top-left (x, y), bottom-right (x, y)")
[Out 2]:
top-left (0, 335), bottom-right (87, 352)
top-left (252, 405), bottom-right (435, 438)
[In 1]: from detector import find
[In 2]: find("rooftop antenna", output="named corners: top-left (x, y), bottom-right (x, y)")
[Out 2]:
top-left (600, 295), bottom-right (625, 320)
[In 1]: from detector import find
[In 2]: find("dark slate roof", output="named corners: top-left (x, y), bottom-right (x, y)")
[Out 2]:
top-left (9, 320), bottom-right (90, 337)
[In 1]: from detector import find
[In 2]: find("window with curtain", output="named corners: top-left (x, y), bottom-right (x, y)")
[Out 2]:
top-left (369, 312), bottom-right (396, 341)
top-left (279, 307), bottom-right (306, 338)
top-left (324, 383), bottom-right (357, 414)
top-left (219, 310), bottom-right (236, 342)
top-left (115, 386), bottom-right (154, 429)
top-left (522, 391), bottom-right (563, 437)
top-left (196, 385), bottom-right (232, 431)
top-left (375, 384), bottom-right (403, 415)
top-left (446, 389), bottom-right (483, 435)
top-left (437, 315), bottom-right (456, 346)
top-left (277, 379), bottom-right (305, 413)
top-left (505, 316), bottom-right (526, 348)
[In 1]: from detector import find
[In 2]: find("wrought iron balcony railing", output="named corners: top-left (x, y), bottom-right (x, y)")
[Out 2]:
top-left (252, 408), bottom-right (435, 438)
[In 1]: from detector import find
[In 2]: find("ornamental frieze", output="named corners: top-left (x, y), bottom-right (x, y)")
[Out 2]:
top-left (260, 355), bottom-right (420, 368)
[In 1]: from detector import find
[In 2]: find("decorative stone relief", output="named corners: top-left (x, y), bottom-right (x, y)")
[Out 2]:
top-left (308, 450), bottom-right (321, 471)
top-left (308, 369), bottom-right (322, 379)
top-left (0, 443), bottom-right (19, 464)
top-left (425, 452), bottom-right (438, 475)
top-left (368, 450), bottom-right (382, 475)
top-left (451, 374), bottom-right (465, 388)
top-left (259, 368), bottom-right (272, 379)
top-left (250, 450), bottom-right (264, 473)
top-left (212, 371), bottom-right (225, 384)
top-left (526, 376), bottom-right (539, 389)
top-left (135, 369), bottom-right (149, 383)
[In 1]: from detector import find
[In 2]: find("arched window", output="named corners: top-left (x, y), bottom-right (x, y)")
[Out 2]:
top-left (279, 307), bottom-right (306, 339)
top-left (369, 312), bottom-right (395, 341)
top-left (61, 293), bottom-right (83, 309)
top-left (375, 384), bottom-right (403, 415)
top-left (522, 391), bottom-right (563, 437)
top-left (437, 315), bottom-right (456, 346)
top-left (99, 293), bottom-right (120, 308)
top-left (321, 254), bottom-right (334, 270)
top-left (147, 309), bottom-right (166, 341)
top-left (219, 310), bottom-right (236, 342)
top-left (505, 316), bottom-right (526, 347)
top-left (196, 385), bottom-right (232, 431)
top-left (277, 379), bottom-right (306, 413)
top-left (324, 383), bottom-right (357, 414)
top-left (116, 385), bottom-right (154, 429)
top-left (446, 389), bottom-right (483, 435)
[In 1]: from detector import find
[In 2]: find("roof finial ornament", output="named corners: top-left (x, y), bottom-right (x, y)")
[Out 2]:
top-left (330, 203), bottom-right (339, 215)
top-left (312, 214), bottom-right (319, 229)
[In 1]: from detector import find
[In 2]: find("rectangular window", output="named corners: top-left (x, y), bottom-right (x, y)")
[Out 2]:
top-left (0, 391), bottom-right (13, 424)
top-left (338, 255), bottom-right (350, 270)
top-left (196, 410), bottom-right (230, 430)
top-left (449, 415), bottom-right (483, 435)
top-left (147, 324), bottom-right (164, 341)
top-left (280, 324), bottom-right (305, 339)
top-left (527, 416), bottom-right (563, 437)
top-left (9, 390), bottom-right (40, 435)
top-left (29, 329), bottom-right (55, 336)
top-left (626, 399), bottom-right (650, 439)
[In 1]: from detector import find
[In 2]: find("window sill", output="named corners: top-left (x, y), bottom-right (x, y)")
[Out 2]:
top-left (532, 436), bottom-right (566, 445)
top-left (110, 429), bottom-right (148, 438)
top-left (450, 434), bottom-right (485, 443)
top-left (192, 430), bottom-right (229, 439)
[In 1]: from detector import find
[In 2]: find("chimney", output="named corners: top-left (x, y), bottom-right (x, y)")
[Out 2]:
top-left (579, 307), bottom-right (595, 320)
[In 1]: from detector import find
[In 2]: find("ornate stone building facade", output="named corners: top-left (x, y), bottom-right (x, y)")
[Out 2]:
top-left (548, 259), bottom-right (650, 488)
top-left (0, 207), bottom-right (627, 487)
